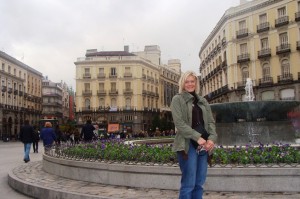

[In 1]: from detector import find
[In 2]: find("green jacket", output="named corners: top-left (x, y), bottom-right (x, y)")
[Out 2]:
top-left (170, 91), bottom-right (217, 153)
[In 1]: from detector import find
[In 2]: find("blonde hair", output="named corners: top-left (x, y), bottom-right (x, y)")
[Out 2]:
top-left (44, 122), bottom-right (52, 128)
top-left (178, 71), bottom-right (200, 94)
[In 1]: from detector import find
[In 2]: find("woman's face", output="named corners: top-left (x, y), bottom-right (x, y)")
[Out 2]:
top-left (184, 75), bottom-right (196, 93)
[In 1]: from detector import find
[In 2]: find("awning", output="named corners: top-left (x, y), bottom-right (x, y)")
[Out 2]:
top-left (107, 123), bottom-right (119, 132)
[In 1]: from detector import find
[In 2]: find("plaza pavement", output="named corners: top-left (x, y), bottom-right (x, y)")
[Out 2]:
top-left (2, 141), bottom-right (300, 199)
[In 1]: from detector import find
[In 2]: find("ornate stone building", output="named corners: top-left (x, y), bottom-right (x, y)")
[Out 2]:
top-left (199, 0), bottom-right (300, 103)
top-left (75, 45), bottom-right (180, 133)
top-left (0, 51), bottom-right (43, 140)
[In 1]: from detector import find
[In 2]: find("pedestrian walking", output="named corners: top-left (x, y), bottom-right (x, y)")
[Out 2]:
top-left (40, 122), bottom-right (56, 150)
top-left (19, 120), bottom-right (35, 163)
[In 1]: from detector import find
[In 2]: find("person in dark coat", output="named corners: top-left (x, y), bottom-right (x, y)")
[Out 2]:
top-left (40, 122), bottom-right (56, 150)
top-left (19, 120), bottom-right (35, 163)
top-left (32, 125), bottom-right (40, 153)
top-left (80, 120), bottom-right (96, 142)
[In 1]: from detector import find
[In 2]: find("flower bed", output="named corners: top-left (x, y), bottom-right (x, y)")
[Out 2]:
top-left (58, 139), bottom-right (300, 166)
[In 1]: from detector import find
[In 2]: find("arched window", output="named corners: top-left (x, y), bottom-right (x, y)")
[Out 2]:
top-left (241, 65), bottom-right (249, 83)
top-left (111, 98), bottom-right (116, 108)
top-left (281, 59), bottom-right (290, 77)
top-left (125, 98), bottom-right (131, 110)
top-left (85, 99), bottom-right (90, 109)
top-left (99, 98), bottom-right (104, 108)
top-left (262, 62), bottom-right (271, 82)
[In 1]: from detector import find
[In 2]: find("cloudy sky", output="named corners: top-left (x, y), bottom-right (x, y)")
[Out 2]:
top-left (0, 0), bottom-right (240, 88)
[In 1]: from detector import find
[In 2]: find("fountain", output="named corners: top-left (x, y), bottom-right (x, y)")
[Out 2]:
top-left (210, 78), bottom-right (300, 146)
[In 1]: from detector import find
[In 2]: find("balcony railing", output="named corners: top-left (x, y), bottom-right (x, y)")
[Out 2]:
top-left (2, 86), bottom-right (7, 92)
top-left (18, 91), bottom-right (23, 96)
top-left (237, 53), bottom-right (250, 63)
top-left (7, 88), bottom-right (12, 94)
top-left (295, 11), bottom-right (300, 21)
top-left (82, 90), bottom-right (92, 96)
top-left (97, 73), bottom-right (105, 79)
top-left (257, 22), bottom-right (270, 33)
top-left (275, 16), bottom-right (289, 27)
top-left (109, 73), bottom-right (117, 78)
top-left (123, 89), bottom-right (133, 95)
top-left (258, 48), bottom-right (271, 59)
top-left (83, 73), bottom-right (91, 79)
top-left (123, 73), bottom-right (132, 78)
top-left (258, 76), bottom-right (273, 87)
top-left (109, 89), bottom-right (118, 95)
top-left (97, 90), bottom-right (106, 96)
top-left (276, 43), bottom-right (291, 54)
top-left (236, 28), bottom-right (248, 39)
top-left (297, 41), bottom-right (300, 51)
top-left (13, 90), bottom-right (18, 95)
top-left (278, 73), bottom-right (293, 83)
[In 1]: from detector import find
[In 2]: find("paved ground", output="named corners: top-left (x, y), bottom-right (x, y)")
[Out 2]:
top-left (2, 141), bottom-right (300, 199)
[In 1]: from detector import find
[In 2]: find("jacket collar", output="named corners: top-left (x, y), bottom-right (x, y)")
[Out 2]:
top-left (180, 91), bottom-right (194, 102)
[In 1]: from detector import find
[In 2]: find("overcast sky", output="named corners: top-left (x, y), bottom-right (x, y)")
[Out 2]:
top-left (0, 0), bottom-right (241, 88)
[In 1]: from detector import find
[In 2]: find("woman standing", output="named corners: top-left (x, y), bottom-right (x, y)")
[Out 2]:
top-left (170, 71), bottom-right (217, 199)
top-left (40, 122), bottom-right (56, 149)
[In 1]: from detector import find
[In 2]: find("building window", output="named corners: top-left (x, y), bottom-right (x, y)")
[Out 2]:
top-left (262, 63), bottom-right (270, 77)
top-left (281, 59), bottom-right (290, 76)
top-left (99, 98), bottom-right (105, 107)
top-left (85, 99), bottom-right (90, 109)
top-left (241, 66), bottom-right (249, 83)
top-left (111, 82), bottom-right (116, 91)
top-left (99, 67), bottom-right (104, 74)
top-left (125, 67), bottom-right (130, 74)
top-left (259, 13), bottom-right (267, 23)
top-left (111, 98), bottom-right (117, 108)
top-left (84, 68), bottom-right (90, 74)
top-left (99, 83), bottom-right (104, 90)
top-left (1, 63), bottom-right (4, 70)
top-left (111, 67), bottom-right (116, 75)
top-left (125, 98), bottom-right (131, 109)
top-left (279, 32), bottom-right (288, 45)
top-left (278, 7), bottom-right (286, 17)
top-left (125, 82), bottom-right (131, 90)
top-left (84, 83), bottom-right (90, 90)
top-left (240, 43), bottom-right (248, 54)
top-left (261, 38), bottom-right (269, 49)
top-left (8, 65), bottom-right (11, 73)
top-left (239, 20), bottom-right (246, 30)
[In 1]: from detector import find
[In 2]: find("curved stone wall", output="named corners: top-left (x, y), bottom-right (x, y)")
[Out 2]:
top-left (43, 154), bottom-right (300, 192)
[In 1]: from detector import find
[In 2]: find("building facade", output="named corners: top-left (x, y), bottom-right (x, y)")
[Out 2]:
top-left (0, 51), bottom-right (43, 140)
top-left (41, 77), bottom-right (63, 123)
top-left (199, 0), bottom-right (300, 103)
top-left (75, 45), bottom-right (180, 134)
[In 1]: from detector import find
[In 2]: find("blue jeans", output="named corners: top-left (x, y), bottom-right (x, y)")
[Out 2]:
top-left (24, 143), bottom-right (32, 161)
top-left (177, 142), bottom-right (208, 199)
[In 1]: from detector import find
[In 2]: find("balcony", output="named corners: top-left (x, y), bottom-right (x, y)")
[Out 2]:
top-left (13, 90), bottom-right (18, 95)
top-left (109, 73), bottom-right (117, 78)
top-left (275, 16), bottom-right (289, 27)
top-left (258, 76), bottom-right (273, 87)
top-left (297, 41), bottom-right (300, 51)
top-left (97, 73), bottom-right (105, 79)
top-left (295, 11), bottom-right (300, 21)
top-left (123, 89), bottom-right (133, 95)
top-left (18, 91), bottom-right (23, 96)
top-left (83, 73), bottom-right (91, 79)
top-left (236, 81), bottom-right (247, 89)
top-left (237, 53), bottom-right (250, 63)
top-left (82, 90), bottom-right (92, 96)
top-left (257, 22), bottom-right (270, 33)
top-left (258, 48), bottom-right (271, 59)
top-left (222, 37), bottom-right (226, 46)
top-left (276, 43), bottom-right (291, 55)
top-left (2, 86), bottom-right (7, 92)
top-left (278, 73), bottom-right (293, 84)
top-left (7, 88), bottom-right (12, 94)
top-left (236, 28), bottom-right (248, 39)
top-left (109, 89), bottom-right (118, 95)
top-left (123, 73), bottom-right (132, 78)
top-left (97, 90), bottom-right (106, 96)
